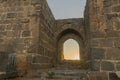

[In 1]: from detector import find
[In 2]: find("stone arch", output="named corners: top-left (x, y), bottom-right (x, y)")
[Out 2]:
top-left (57, 29), bottom-right (85, 62)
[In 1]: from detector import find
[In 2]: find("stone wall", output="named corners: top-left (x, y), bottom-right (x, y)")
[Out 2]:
top-left (31, 0), bottom-right (56, 69)
top-left (0, 0), bottom-right (56, 72)
top-left (0, 0), bottom-right (33, 72)
top-left (87, 0), bottom-right (120, 73)
top-left (55, 18), bottom-right (90, 68)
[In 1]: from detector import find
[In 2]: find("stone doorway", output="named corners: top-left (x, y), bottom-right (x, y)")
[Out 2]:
top-left (63, 39), bottom-right (80, 60)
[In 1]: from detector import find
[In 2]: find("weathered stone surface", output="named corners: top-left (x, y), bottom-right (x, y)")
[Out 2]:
top-left (105, 30), bottom-right (120, 37)
top-left (0, 0), bottom-right (119, 79)
top-left (114, 39), bottom-right (120, 47)
top-left (19, 19), bottom-right (29, 23)
top-left (89, 72), bottom-right (108, 80)
top-left (91, 48), bottom-right (105, 59)
top-left (115, 21), bottom-right (120, 29)
top-left (112, 6), bottom-right (120, 12)
top-left (90, 39), bottom-right (99, 47)
top-left (92, 61), bottom-right (100, 71)
top-left (116, 62), bottom-right (120, 71)
top-left (7, 13), bottom-right (16, 18)
top-left (31, 0), bottom-right (41, 5)
top-left (91, 32), bottom-right (106, 38)
top-left (109, 73), bottom-right (120, 80)
top-left (101, 61), bottom-right (114, 71)
top-left (22, 31), bottom-right (31, 37)
top-left (99, 39), bottom-right (113, 47)
top-left (0, 52), bottom-right (8, 72)
top-left (33, 56), bottom-right (51, 63)
top-left (103, 0), bottom-right (112, 7)
top-left (106, 48), bottom-right (120, 60)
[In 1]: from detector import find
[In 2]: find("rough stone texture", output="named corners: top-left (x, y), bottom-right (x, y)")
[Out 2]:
top-left (101, 61), bottom-right (115, 71)
top-left (109, 73), bottom-right (120, 80)
top-left (0, 0), bottom-right (119, 79)
top-left (86, 0), bottom-right (120, 73)
top-left (89, 72), bottom-right (108, 80)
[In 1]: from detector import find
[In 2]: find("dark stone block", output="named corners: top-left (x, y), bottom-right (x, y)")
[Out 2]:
top-left (91, 32), bottom-right (106, 38)
top-left (112, 6), bottom-right (120, 12)
top-left (89, 72), bottom-right (108, 80)
top-left (0, 39), bottom-right (4, 43)
top-left (106, 48), bottom-right (120, 60)
top-left (99, 39), bottom-right (113, 47)
top-left (114, 39), bottom-right (120, 47)
top-left (116, 62), bottom-right (120, 71)
top-left (109, 73), bottom-right (120, 80)
top-left (31, 0), bottom-right (41, 5)
top-left (105, 30), bottom-right (120, 37)
top-left (22, 31), bottom-right (31, 37)
top-left (35, 5), bottom-right (42, 11)
top-left (7, 13), bottom-right (16, 18)
top-left (0, 25), bottom-right (5, 31)
top-left (103, 0), bottom-right (112, 7)
top-left (7, 31), bottom-right (15, 37)
top-left (19, 19), bottom-right (29, 23)
top-left (0, 32), bottom-right (6, 37)
top-left (91, 48), bottom-right (105, 59)
top-left (106, 20), bottom-right (113, 29)
top-left (115, 21), bottom-right (120, 29)
top-left (33, 56), bottom-right (51, 63)
top-left (105, 13), bottom-right (119, 20)
top-left (101, 61), bottom-right (114, 71)
top-left (38, 45), bottom-right (44, 55)
top-left (92, 61), bottom-right (100, 71)
top-left (90, 39), bottom-right (99, 47)
top-left (0, 52), bottom-right (8, 72)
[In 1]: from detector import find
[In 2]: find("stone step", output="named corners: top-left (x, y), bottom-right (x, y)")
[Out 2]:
top-left (35, 69), bottom-right (89, 80)
top-left (0, 72), bottom-right (6, 79)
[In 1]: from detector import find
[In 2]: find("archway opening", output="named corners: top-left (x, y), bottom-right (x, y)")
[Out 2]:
top-left (63, 39), bottom-right (80, 60)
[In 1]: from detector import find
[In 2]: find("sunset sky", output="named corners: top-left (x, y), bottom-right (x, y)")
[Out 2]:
top-left (47, 0), bottom-right (86, 60)
top-left (64, 39), bottom-right (80, 60)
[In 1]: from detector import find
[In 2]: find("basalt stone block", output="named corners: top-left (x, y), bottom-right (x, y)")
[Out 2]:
top-left (33, 56), bottom-right (51, 63)
top-left (105, 30), bottom-right (120, 37)
top-left (101, 61), bottom-right (114, 71)
top-left (103, 0), bottom-right (112, 7)
top-left (105, 13), bottom-right (119, 20)
top-left (112, 6), bottom-right (120, 12)
top-left (109, 73), bottom-right (120, 80)
top-left (91, 48), bottom-right (105, 59)
top-left (0, 32), bottom-right (6, 37)
top-left (19, 19), bottom-right (29, 23)
top-left (106, 48), bottom-right (120, 60)
top-left (92, 61), bottom-right (100, 71)
top-left (115, 21), bottom-right (120, 29)
top-left (22, 31), bottom-right (31, 37)
top-left (114, 39), bottom-right (120, 47)
top-left (7, 13), bottom-right (16, 18)
top-left (89, 72), bottom-right (108, 80)
top-left (99, 39), bottom-right (113, 47)
top-left (106, 20), bottom-right (113, 29)
top-left (0, 25), bottom-right (5, 31)
top-left (0, 38), bottom-right (4, 43)
top-left (0, 52), bottom-right (8, 72)
top-left (116, 62), bottom-right (120, 71)
top-left (31, 0), bottom-right (41, 5)
top-left (91, 32), bottom-right (106, 38)
top-left (90, 39), bottom-right (99, 47)
top-left (0, 72), bottom-right (6, 79)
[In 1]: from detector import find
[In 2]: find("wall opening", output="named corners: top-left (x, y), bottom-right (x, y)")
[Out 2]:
top-left (63, 39), bottom-right (80, 60)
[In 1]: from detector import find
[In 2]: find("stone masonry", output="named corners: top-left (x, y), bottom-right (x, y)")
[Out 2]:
top-left (0, 0), bottom-right (120, 80)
